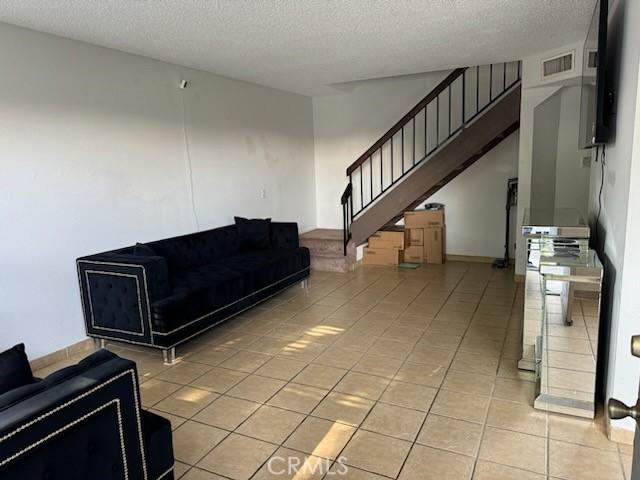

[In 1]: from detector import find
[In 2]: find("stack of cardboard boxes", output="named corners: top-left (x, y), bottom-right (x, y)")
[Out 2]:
top-left (362, 207), bottom-right (446, 266)
top-left (362, 229), bottom-right (407, 266)
top-left (404, 208), bottom-right (445, 264)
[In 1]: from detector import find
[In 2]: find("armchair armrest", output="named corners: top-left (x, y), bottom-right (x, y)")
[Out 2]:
top-left (77, 252), bottom-right (170, 345)
top-left (270, 222), bottom-right (300, 249)
top-left (0, 351), bottom-right (151, 480)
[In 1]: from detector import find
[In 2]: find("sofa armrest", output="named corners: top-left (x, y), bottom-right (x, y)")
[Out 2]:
top-left (0, 351), bottom-right (151, 480)
top-left (270, 222), bottom-right (300, 249)
top-left (77, 253), bottom-right (170, 345)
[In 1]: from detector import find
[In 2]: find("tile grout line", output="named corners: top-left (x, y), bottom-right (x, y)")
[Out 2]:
top-left (470, 273), bottom-right (523, 480)
top-left (110, 268), bottom-right (589, 480)
top-left (170, 272), bottom-right (390, 478)
top-left (241, 273), bottom-right (409, 480)
top-left (156, 268), bottom-right (491, 477)
top-left (390, 269), bottom-right (477, 480)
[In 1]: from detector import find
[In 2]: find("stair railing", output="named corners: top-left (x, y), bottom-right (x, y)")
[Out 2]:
top-left (341, 182), bottom-right (353, 255)
top-left (340, 61), bottom-right (521, 253)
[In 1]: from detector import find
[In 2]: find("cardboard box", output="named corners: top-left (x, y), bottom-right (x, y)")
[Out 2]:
top-left (368, 230), bottom-right (407, 250)
top-left (404, 209), bottom-right (445, 228)
top-left (424, 226), bottom-right (444, 264)
top-left (403, 245), bottom-right (424, 263)
top-left (406, 228), bottom-right (424, 246)
top-left (363, 247), bottom-right (403, 266)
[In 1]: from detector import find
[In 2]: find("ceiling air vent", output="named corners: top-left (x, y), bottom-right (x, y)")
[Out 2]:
top-left (587, 49), bottom-right (598, 69)
top-left (542, 52), bottom-right (574, 78)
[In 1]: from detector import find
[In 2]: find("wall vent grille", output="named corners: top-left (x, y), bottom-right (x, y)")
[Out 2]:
top-left (542, 52), bottom-right (574, 78)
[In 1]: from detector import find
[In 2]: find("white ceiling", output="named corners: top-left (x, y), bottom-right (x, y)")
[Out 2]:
top-left (0, 1), bottom-right (595, 96)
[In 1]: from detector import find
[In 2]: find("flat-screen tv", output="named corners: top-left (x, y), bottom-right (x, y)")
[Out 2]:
top-left (579, 0), bottom-right (611, 148)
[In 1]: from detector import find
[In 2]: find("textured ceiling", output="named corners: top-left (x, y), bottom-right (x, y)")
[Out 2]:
top-left (0, 1), bottom-right (595, 95)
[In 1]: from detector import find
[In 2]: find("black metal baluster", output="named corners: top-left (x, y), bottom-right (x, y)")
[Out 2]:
top-left (349, 172), bottom-right (353, 221)
top-left (476, 65), bottom-right (480, 114)
top-left (448, 85), bottom-right (451, 137)
top-left (490, 64), bottom-right (493, 101)
top-left (436, 95), bottom-right (440, 145)
top-left (343, 201), bottom-right (346, 254)
top-left (503, 62), bottom-right (507, 92)
top-left (349, 173), bottom-right (353, 221)
top-left (369, 156), bottom-right (373, 204)
top-left (390, 136), bottom-right (394, 183)
top-left (424, 106), bottom-right (427, 157)
top-left (462, 70), bottom-right (466, 125)
top-left (412, 117), bottom-right (416, 166)
top-left (380, 147), bottom-right (383, 194)
top-left (401, 127), bottom-right (405, 174)
top-left (359, 165), bottom-right (363, 211)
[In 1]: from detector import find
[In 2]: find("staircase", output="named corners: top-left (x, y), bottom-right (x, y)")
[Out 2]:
top-left (341, 62), bottom-right (522, 250)
top-left (299, 229), bottom-right (356, 273)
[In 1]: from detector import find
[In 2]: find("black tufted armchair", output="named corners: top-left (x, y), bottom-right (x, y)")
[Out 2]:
top-left (0, 349), bottom-right (174, 480)
top-left (77, 222), bottom-right (310, 362)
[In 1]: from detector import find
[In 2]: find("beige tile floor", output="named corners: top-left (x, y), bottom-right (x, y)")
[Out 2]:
top-left (37, 263), bottom-right (633, 480)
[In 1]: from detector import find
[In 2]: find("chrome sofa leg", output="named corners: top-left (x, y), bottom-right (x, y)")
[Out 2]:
top-left (93, 338), bottom-right (106, 349)
top-left (301, 278), bottom-right (309, 290)
top-left (162, 347), bottom-right (176, 365)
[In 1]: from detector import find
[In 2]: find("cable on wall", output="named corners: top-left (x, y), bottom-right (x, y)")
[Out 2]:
top-left (594, 144), bottom-right (606, 246)
top-left (179, 77), bottom-right (201, 231)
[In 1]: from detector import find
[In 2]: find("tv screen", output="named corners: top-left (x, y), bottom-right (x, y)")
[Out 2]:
top-left (579, 0), bottom-right (610, 148)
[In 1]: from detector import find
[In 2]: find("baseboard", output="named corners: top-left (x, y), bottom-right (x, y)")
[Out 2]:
top-left (29, 337), bottom-right (94, 372)
top-left (446, 255), bottom-right (493, 263)
top-left (607, 417), bottom-right (635, 445)
top-left (446, 255), bottom-right (516, 264)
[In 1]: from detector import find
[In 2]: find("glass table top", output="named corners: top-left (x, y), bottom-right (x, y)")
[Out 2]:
top-left (523, 208), bottom-right (590, 238)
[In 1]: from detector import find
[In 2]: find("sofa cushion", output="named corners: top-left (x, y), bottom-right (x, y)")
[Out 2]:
top-left (270, 222), bottom-right (300, 249)
top-left (235, 216), bottom-right (272, 251)
top-left (216, 248), bottom-right (309, 288)
top-left (0, 344), bottom-right (36, 395)
top-left (149, 225), bottom-right (240, 272)
top-left (133, 242), bottom-right (157, 257)
top-left (150, 248), bottom-right (309, 333)
top-left (215, 251), bottom-right (280, 290)
top-left (0, 349), bottom-right (117, 411)
top-left (151, 264), bottom-right (245, 332)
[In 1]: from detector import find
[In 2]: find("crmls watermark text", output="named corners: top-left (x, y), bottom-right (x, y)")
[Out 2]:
top-left (266, 455), bottom-right (349, 476)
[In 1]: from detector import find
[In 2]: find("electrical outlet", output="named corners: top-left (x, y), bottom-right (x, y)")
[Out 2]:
top-left (260, 189), bottom-right (266, 199)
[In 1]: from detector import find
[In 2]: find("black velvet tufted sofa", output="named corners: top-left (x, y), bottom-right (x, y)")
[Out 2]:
top-left (77, 222), bottom-right (310, 361)
top-left (0, 349), bottom-right (174, 480)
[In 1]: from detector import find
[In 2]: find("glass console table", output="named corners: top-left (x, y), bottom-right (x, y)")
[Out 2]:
top-left (520, 208), bottom-right (590, 371)
top-left (534, 249), bottom-right (603, 418)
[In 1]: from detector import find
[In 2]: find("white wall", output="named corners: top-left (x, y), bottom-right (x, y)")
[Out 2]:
top-left (528, 85), bottom-right (590, 214)
top-left (312, 70), bottom-right (520, 258)
top-left (515, 84), bottom-right (563, 275)
top-left (555, 85), bottom-right (591, 213)
top-left (587, 0), bottom-right (640, 434)
top-left (0, 24), bottom-right (316, 359)
top-left (530, 91), bottom-right (562, 211)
